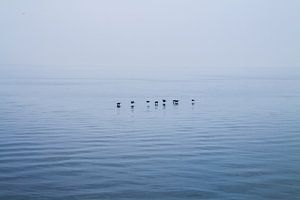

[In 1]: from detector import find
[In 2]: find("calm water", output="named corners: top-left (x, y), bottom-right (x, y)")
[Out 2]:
top-left (0, 74), bottom-right (300, 199)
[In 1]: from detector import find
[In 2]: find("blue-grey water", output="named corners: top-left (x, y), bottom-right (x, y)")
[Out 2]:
top-left (0, 71), bottom-right (300, 199)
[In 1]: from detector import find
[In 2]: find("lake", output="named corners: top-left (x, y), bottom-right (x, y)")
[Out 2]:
top-left (0, 69), bottom-right (299, 199)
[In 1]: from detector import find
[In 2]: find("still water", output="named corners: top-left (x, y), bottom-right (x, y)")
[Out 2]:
top-left (0, 72), bottom-right (299, 199)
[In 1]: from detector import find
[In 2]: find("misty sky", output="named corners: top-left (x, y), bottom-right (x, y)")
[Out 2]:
top-left (0, 0), bottom-right (299, 75)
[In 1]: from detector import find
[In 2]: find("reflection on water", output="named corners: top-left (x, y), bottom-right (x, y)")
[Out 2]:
top-left (0, 76), bottom-right (300, 200)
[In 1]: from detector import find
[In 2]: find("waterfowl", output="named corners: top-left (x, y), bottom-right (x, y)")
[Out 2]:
top-left (173, 100), bottom-right (179, 105)
top-left (117, 103), bottom-right (121, 108)
top-left (155, 101), bottom-right (159, 106)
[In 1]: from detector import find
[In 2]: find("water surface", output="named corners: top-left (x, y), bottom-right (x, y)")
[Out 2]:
top-left (0, 73), bottom-right (299, 200)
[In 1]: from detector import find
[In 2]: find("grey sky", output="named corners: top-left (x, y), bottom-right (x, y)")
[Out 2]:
top-left (0, 0), bottom-right (299, 71)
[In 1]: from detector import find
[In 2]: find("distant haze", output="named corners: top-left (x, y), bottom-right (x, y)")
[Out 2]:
top-left (0, 0), bottom-right (299, 78)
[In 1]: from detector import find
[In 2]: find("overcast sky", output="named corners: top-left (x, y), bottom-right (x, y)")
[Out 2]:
top-left (0, 0), bottom-right (299, 75)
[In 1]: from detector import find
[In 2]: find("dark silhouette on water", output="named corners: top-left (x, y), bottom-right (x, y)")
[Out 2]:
top-left (192, 99), bottom-right (195, 105)
top-left (116, 99), bottom-right (186, 108)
